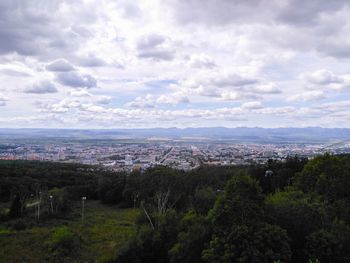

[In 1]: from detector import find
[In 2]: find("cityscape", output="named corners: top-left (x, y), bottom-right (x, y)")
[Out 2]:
top-left (1, 138), bottom-right (350, 172)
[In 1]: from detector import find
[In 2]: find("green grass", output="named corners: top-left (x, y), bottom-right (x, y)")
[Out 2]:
top-left (0, 201), bottom-right (139, 263)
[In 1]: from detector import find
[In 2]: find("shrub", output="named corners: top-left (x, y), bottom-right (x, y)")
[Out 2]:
top-left (96, 254), bottom-right (117, 263)
top-left (9, 219), bottom-right (27, 231)
top-left (0, 208), bottom-right (8, 222)
top-left (48, 226), bottom-right (80, 256)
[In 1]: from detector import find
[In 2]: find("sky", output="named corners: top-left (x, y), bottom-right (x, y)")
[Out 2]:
top-left (1, 0), bottom-right (350, 128)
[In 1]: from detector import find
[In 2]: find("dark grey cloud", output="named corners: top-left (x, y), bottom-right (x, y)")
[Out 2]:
top-left (138, 50), bottom-right (175, 61)
top-left (136, 34), bottom-right (175, 61)
top-left (96, 95), bottom-right (112, 105)
top-left (0, 0), bottom-right (94, 59)
top-left (166, 0), bottom-right (349, 27)
top-left (318, 41), bottom-right (350, 59)
top-left (0, 94), bottom-right (8, 106)
top-left (46, 59), bottom-right (75, 72)
top-left (75, 55), bottom-right (108, 67)
top-left (165, 0), bottom-right (270, 26)
top-left (167, 0), bottom-right (350, 59)
top-left (71, 25), bottom-right (93, 38)
top-left (137, 34), bottom-right (166, 50)
top-left (24, 80), bottom-right (57, 94)
top-left (276, 0), bottom-right (348, 26)
top-left (56, 72), bottom-right (97, 89)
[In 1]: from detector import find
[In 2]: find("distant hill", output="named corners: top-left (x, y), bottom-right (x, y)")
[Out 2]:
top-left (1, 127), bottom-right (350, 143)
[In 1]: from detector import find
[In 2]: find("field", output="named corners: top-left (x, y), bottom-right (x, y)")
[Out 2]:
top-left (0, 201), bottom-right (139, 263)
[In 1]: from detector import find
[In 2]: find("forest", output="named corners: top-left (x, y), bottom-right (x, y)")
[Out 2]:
top-left (0, 154), bottom-right (350, 262)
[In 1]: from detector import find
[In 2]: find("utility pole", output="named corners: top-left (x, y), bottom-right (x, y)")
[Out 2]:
top-left (81, 197), bottom-right (86, 223)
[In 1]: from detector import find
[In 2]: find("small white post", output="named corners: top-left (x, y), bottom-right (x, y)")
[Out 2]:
top-left (49, 195), bottom-right (53, 214)
top-left (81, 197), bottom-right (86, 223)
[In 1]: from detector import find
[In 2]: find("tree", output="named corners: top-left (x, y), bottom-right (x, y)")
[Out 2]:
top-left (97, 173), bottom-right (126, 204)
top-left (192, 187), bottom-right (216, 215)
top-left (305, 222), bottom-right (350, 263)
top-left (202, 173), bottom-right (291, 263)
top-left (9, 194), bottom-right (22, 218)
top-left (266, 188), bottom-right (327, 262)
top-left (294, 153), bottom-right (343, 197)
top-left (49, 187), bottom-right (70, 214)
top-left (210, 172), bottom-right (264, 231)
top-left (116, 210), bottom-right (181, 263)
top-left (202, 223), bottom-right (291, 263)
top-left (169, 211), bottom-right (211, 263)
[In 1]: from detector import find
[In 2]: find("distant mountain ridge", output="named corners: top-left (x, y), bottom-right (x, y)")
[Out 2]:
top-left (1, 127), bottom-right (350, 143)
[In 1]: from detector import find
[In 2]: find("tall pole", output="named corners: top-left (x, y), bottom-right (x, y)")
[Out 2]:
top-left (81, 197), bottom-right (86, 223)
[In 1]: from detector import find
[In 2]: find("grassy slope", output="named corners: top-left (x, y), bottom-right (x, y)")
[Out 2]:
top-left (0, 201), bottom-right (139, 263)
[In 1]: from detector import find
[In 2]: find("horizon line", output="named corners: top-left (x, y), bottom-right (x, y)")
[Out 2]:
top-left (1, 126), bottom-right (350, 130)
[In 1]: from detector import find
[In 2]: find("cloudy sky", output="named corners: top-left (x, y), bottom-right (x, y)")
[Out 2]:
top-left (1, 0), bottom-right (350, 128)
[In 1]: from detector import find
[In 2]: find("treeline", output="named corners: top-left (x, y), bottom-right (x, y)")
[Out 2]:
top-left (114, 154), bottom-right (350, 263)
top-left (1, 154), bottom-right (349, 262)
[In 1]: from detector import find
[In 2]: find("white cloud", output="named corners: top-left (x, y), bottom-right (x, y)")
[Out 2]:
top-left (287, 90), bottom-right (325, 102)
top-left (68, 89), bottom-right (92, 97)
top-left (241, 101), bottom-right (263, 110)
top-left (1, 0), bottom-right (350, 128)
top-left (187, 54), bottom-right (216, 68)
top-left (125, 94), bottom-right (155, 108)
top-left (125, 93), bottom-right (189, 108)
top-left (301, 69), bottom-right (343, 85)
top-left (252, 83), bottom-right (281, 94)
top-left (156, 93), bottom-right (189, 105)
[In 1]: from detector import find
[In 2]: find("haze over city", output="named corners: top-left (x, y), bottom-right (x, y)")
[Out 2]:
top-left (1, 0), bottom-right (350, 128)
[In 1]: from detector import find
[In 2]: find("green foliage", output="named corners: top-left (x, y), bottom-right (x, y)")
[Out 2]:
top-left (0, 201), bottom-right (138, 263)
top-left (305, 221), bottom-right (350, 263)
top-left (169, 211), bottom-right (211, 263)
top-left (48, 226), bottom-right (80, 256)
top-left (96, 254), bottom-right (117, 263)
top-left (294, 154), bottom-right (350, 201)
top-left (9, 194), bottom-right (22, 219)
top-left (97, 173), bottom-right (126, 204)
top-left (116, 210), bottom-right (182, 263)
top-left (8, 218), bottom-right (27, 231)
top-left (210, 172), bottom-right (264, 230)
top-left (192, 187), bottom-right (217, 215)
top-left (2, 154), bottom-right (350, 262)
top-left (203, 173), bottom-right (291, 263)
top-left (49, 187), bottom-right (71, 214)
top-left (203, 223), bottom-right (291, 263)
top-left (249, 156), bottom-right (308, 193)
top-left (0, 208), bottom-right (7, 222)
top-left (266, 188), bottom-right (327, 261)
